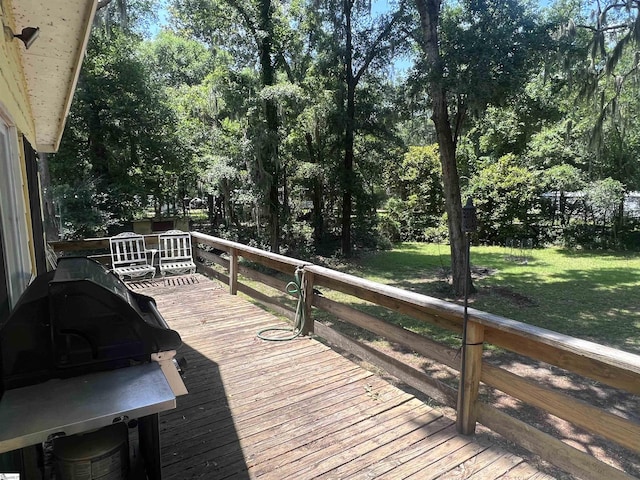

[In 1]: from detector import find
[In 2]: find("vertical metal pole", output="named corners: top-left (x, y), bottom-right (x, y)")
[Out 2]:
top-left (457, 231), bottom-right (471, 432)
top-left (457, 197), bottom-right (477, 433)
top-left (463, 230), bottom-right (471, 353)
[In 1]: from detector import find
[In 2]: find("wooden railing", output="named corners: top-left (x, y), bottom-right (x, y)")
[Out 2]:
top-left (50, 232), bottom-right (640, 480)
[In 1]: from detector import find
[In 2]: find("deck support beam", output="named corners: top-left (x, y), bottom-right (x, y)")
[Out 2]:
top-left (301, 270), bottom-right (315, 335)
top-left (229, 248), bottom-right (238, 295)
top-left (456, 321), bottom-right (484, 435)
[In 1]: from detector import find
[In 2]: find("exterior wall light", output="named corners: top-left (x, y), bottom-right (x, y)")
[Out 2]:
top-left (5, 26), bottom-right (40, 49)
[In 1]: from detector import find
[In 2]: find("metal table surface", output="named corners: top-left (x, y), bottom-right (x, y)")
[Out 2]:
top-left (0, 362), bottom-right (176, 454)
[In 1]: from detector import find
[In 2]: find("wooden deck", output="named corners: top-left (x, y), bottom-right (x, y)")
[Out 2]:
top-left (135, 275), bottom-right (553, 480)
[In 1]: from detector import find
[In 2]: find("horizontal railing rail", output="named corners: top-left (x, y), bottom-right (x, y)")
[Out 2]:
top-left (50, 234), bottom-right (162, 267)
top-left (50, 232), bottom-right (640, 480)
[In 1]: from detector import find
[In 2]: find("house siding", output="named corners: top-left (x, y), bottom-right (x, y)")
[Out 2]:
top-left (0, 3), bottom-right (37, 147)
top-left (0, 2), bottom-right (38, 312)
top-left (0, 0), bottom-right (96, 313)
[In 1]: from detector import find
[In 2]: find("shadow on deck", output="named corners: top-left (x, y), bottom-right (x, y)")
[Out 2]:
top-left (134, 274), bottom-right (551, 479)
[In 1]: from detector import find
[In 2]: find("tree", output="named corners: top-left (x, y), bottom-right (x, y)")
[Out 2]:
top-left (411, 0), bottom-right (545, 294)
top-left (51, 27), bottom-right (187, 236)
top-left (173, 0), bottom-right (283, 252)
top-left (540, 163), bottom-right (585, 227)
top-left (585, 177), bottom-right (625, 232)
top-left (335, 0), bottom-right (408, 254)
top-left (413, 0), bottom-right (468, 294)
top-left (569, 0), bottom-right (640, 147)
top-left (467, 154), bottom-right (542, 243)
top-left (141, 31), bottom-right (215, 87)
top-left (383, 144), bottom-right (444, 241)
top-left (285, 86), bottom-right (337, 246)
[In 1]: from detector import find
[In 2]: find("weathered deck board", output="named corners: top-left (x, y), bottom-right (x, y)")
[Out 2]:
top-left (134, 275), bottom-right (553, 479)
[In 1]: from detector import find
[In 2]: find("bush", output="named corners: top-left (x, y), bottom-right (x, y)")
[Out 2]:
top-left (618, 229), bottom-right (640, 251)
top-left (377, 214), bottom-right (401, 243)
top-left (561, 220), bottom-right (640, 251)
top-left (383, 197), bottom-right (442, 242)
top-left (467, 154), bottom-right (544, 244)
top-left (281, 221), bottom-right (315, 258)
top-left (562, 223), bottom-right (615, 249)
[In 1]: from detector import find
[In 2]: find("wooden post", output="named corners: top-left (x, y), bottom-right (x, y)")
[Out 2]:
top-left (229, 248), bottom-right (238, 295)
top-left (300, 270), bottom-right (315, 335)
top-left (456, 320), bottom-right (484, 435)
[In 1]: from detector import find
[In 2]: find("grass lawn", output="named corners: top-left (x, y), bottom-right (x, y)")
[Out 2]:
top-left (324, 242), bottom-right (640, 355)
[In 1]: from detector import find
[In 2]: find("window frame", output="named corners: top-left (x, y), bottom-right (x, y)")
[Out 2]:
top-left (0, 115), bottom-right (33, 309)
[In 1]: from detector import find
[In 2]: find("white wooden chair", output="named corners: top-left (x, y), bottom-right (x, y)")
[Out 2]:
top-left (45, 243), bottom-right (59, 271)
top-left (109, 232), bottom-right (156, 281)
top-left (158, 230), bottom-right (196, 279)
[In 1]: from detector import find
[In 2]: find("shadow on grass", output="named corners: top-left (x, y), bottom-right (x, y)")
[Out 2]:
top-left (348, 246), bottom-right (453, 281)
top-left (344, 247), bottom-right (640, 353)
top-left (470, 251), bottom-right (551, 270)
top-left (554, 248), bottom-right (640, 260)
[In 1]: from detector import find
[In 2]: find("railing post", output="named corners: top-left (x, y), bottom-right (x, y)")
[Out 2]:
top-left (229, 247), bottom-right (238, 295)
top-left (301, 270), bottom-right (315, 335)
top-left (456, 321), bottom-right (484, 435)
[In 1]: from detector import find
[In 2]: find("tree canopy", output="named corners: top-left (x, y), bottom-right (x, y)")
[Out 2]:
top-left (49, 0), bottom-right (640, 292)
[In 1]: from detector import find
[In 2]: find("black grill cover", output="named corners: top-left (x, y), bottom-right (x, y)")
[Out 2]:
top-left (0, 257), bottom-right (181, 399)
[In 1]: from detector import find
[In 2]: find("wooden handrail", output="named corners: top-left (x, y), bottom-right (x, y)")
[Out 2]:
top-left (305, 264), bottom-right (640, 392)
top-left (190, 231), bottom-right (312, 273)
top-left (50, 232), bottom-right (640, 480)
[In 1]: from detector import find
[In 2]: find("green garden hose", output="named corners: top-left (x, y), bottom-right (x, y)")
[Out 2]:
top-left (257, 266), bottom-right (306, 341)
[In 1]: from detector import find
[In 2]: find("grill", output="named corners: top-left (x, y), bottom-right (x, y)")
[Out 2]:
top-left (0, 256), bottom-right (182, 398)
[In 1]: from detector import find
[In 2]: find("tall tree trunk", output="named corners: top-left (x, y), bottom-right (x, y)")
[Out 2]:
top-left (415, 0), bottom-right (472, 295)
top-left (342, 83), bottom-right (355, 255)
top-left (305, 132), bottom-right (325, 244)
top-left (341, 0), bottom-right (355, 255)
top-left (338, 0), bottom-right (402, 255)
top-left (259, 0), bottom-right (280, 253)
top-left (282, 163), bottom-right (289, 227)
top-left (313, 177), bottom-right (324, 243)
top-left (207, 194), bottom-right (214, 224)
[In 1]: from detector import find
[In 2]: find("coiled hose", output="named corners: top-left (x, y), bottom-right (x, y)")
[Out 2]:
top-left (257, 266), bottom-right (306, 341)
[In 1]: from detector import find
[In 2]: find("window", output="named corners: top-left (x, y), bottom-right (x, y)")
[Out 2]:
top-left (0, 117), bottom-right (32, 309)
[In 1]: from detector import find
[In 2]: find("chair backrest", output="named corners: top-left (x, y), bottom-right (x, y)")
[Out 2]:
top-left (110, 232), bottom-right (149, 267)
top-left (159, 230), bottom-right (193, 262)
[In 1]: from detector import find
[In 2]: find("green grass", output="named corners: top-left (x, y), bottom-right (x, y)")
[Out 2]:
top-left (338, 243), bottom-right (640, 354)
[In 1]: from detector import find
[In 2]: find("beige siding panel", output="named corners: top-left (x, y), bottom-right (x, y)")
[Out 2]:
top-left (0, 4), bottom-right (36, 145)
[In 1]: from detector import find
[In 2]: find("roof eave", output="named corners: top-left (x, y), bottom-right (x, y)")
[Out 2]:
top-left (11, 0), bottom-right (97, 153)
